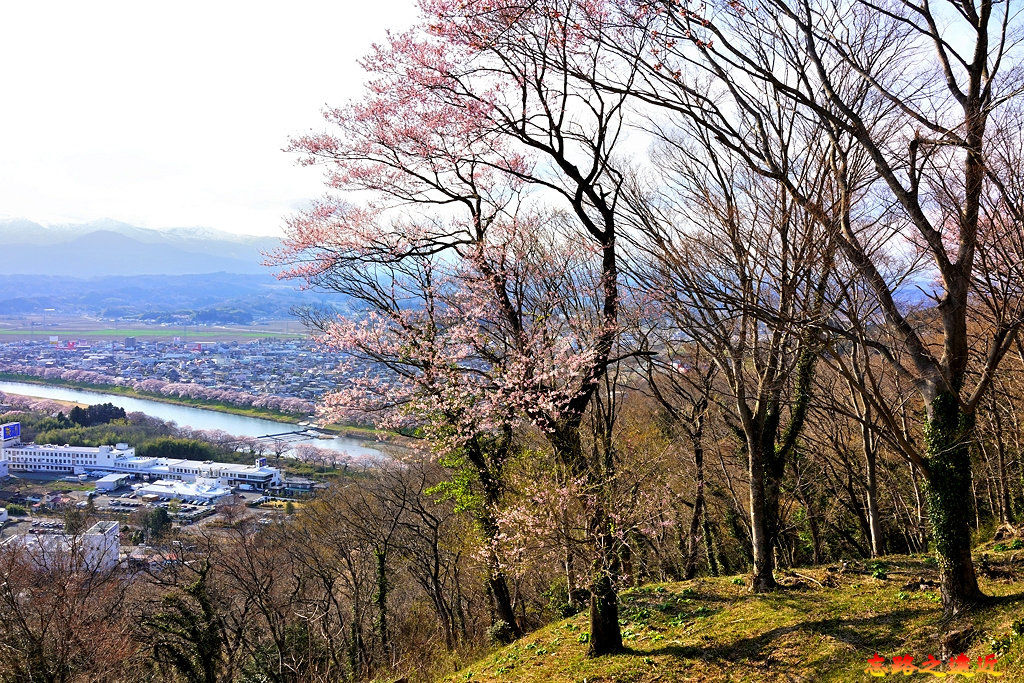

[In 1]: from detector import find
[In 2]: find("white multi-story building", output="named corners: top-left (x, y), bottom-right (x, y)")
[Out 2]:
top-left (0, 421), bottom-right (282, 490)
top-left (2, 520), bottom-right (120, 572)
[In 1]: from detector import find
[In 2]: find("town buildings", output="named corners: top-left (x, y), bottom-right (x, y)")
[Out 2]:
top-left (135, 478), bottom-right (232, 504)
top-left (0, 337), bottom-right (338, 403)
top-left (1, 520), bottom-right (120, 572)
top-left (0, 421), bottom-right (282, 491)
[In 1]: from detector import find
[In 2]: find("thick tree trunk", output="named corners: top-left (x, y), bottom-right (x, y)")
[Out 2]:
top-left (747, 440), bottom-right (777, 591)
top-left (478, 514), bottom-right (521, 642)
top-left (587, 518), bottom-right (623, 657)
top-left (487, 555), bottom-right (522, 643)
top-left (552, 427), bottom-right (624, 656)
top-left (924, 393), bottom-right (985, 615)
top-left (466, 437), bottom-right (523, 643)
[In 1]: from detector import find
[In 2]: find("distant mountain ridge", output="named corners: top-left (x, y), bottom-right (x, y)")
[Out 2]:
top-left (0, 219), bottom-right (280, 276)
top-left (0, 272), bottom-right (348, 322)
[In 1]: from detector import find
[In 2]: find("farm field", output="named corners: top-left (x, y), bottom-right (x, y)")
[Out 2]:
top-left (0, 316), bottom-right (305, 341)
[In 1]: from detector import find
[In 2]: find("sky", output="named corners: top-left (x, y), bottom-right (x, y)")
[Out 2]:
top-left (0, 0), bottom-right (417, 237)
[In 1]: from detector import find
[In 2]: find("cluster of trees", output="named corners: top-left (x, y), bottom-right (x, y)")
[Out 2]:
top-left (0, 464), bottom-right (507, 682)
top-left (269, 0), bottom-right (1024, 660)
top-left (4, 366), bottom-right (315, 415)
top-left (68, 402), bottom-right (127, 427)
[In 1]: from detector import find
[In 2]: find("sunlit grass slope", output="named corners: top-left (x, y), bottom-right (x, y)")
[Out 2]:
top-left (448, 550), bottom-right (1024, 682)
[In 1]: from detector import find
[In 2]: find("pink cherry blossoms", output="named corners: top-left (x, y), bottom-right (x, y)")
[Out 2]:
top-left (5, 365), bottom-right (314, 415)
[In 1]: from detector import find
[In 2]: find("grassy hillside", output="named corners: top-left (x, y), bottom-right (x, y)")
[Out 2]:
top-left (449, 548), bottom-right (1024, 682)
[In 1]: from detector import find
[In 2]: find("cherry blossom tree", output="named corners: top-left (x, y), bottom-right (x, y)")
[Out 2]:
top-left (275, 0), bottom-right (642, 653)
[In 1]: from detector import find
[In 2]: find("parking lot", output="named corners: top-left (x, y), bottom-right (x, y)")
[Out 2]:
top-left (93, 488), bottom-right (216, 522)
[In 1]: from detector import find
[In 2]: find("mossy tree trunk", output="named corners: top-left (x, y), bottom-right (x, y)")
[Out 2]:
top-left (924, 392), bottom-right (984, 614)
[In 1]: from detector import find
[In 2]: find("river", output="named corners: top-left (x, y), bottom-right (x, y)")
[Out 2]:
top-left (0, 380), bottom-right (383, 458)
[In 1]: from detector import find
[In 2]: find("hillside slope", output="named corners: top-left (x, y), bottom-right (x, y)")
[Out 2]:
top-left (449, 551), bottom-right (1024, 682)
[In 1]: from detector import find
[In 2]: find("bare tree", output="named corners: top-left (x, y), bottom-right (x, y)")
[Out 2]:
top-left (616, 0), bottom-right (1024, 613)
top-left (628, 122), bottom-right (837, 589)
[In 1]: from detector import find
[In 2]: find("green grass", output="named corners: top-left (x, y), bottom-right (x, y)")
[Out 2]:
top-left (0, 327), bottom-right (300, 339)
top-left (448, 554), bottom-right (1024, 682)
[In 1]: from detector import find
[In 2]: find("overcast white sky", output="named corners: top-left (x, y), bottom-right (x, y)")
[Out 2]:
top-left (0, 0), bottom-right (418, 237)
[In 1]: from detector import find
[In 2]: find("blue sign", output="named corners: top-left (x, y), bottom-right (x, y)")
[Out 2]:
top-left (2, 423), bottom-right (20, 440)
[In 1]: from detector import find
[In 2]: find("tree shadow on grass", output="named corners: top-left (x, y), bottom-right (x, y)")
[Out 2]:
top-left (981, 590), bottom-right (1024, 608)
top-left (632, 608), bottom-right (932, 676)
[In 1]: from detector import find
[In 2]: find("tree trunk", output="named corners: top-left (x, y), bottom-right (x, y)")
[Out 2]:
top-left (552, 426), bottom-right (624, 656)
top-left (802, 488), bottom-right (823, 565)
top-left (862, 418), bottom-right (884, 557)
top-left (747, 440), bottom-right (777, 590)
top-left (374, 549), bottom-right (389, 650)
top-left (477, 514), bottom-right (521, 642)
top-left (467, 436), bottom-right (523, 643)
top-left (910, 463), bottom-right (928, 552)
top-left (924, 393), bottom-right (985, 615)
top-left (702, 512), bottom-right (722, 576)
top-left (993, 408), bottom-right (1015, 523)
top-left (487, 557), bottom-right (522, 643)
top-left (683, 433), bottom-right (707, 580)
top-left (979, 440), bottom-right (997, 524)
top-left (587, 516), bottom-right (623, 657)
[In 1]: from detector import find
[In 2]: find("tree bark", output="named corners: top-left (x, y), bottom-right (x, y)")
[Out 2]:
top-left (992, 404), bottom-right (1015, 523)
top-left (924, 392), bottom-right (985, 615)
top-left (702, 512), bottom-right (722, 576)
top-left (465, 438), bottom-right (523, 643)
top-left (487, 554), bottom-right (521, 643)
top-left (861, 415), bottom-right (884, 557)
top-left (683, 413), bottom-right (707, 580)
top-left (747, 439), bottom-right (777, 591)
top-left (587, 516), bottom-right (623, 657)
top-left (552, 427), bottom-right (624, 655)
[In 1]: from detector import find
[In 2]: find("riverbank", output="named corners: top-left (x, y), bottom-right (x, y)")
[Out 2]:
top-left (0, 372), bottom-right (403, 444)
top-left (2, 391), bottom-right (87, 410)
top-left (0, 372), bottom-right (305, 424)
